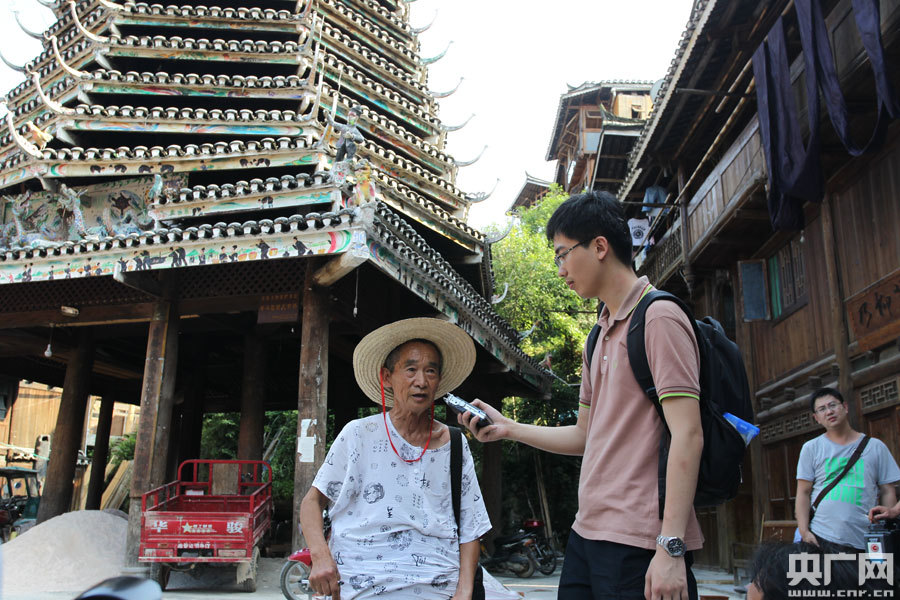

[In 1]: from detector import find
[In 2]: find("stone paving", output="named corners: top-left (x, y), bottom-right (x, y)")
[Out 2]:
top-left (495, 565), bottom-right (745, 599)
top-left (3, 558), bottom-right (746, 599)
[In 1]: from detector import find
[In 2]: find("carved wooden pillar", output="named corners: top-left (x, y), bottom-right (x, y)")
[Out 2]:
top-left (36, 328), bottom-right (94, 523)
top-left (735, 261), bottom-right (767, 533)
top-left (293, 265), bottom-right (330, 550)
top-left (237, 330), bottom-right (266, 461)
top-left (821, 196), bottom-right (855, 421)
top-left (85, 394), bottom-right (115, 510)
top-left (124, 287), bottom-right (179, 569)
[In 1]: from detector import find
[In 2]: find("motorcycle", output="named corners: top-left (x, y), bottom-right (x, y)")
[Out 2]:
top-left (521, 518), bottom-right (558, 576)
top-left (479, 531), bottom-right (538, 578)
top-left (280, 547), bottom-right (313, 600)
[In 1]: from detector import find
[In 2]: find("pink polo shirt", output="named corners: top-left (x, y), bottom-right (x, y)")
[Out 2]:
top-left (573, 276), bottom-right (704, 551)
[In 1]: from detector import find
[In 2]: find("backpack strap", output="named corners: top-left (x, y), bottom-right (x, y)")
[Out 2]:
top-left (585, 323), bottom-right (601, 370)
top-left (812, 435), bottom-right (870, 513)
top-left (449, 426), bottom-right (462, 533)
top-left (449, 426), bottom-right (486, 600)
top-left (625, 289), bottom-right (700, 518)
top-left (626, 289), bottom-right (698, 413)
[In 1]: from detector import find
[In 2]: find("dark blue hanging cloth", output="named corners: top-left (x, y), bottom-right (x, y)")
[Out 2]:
top-left (752, 17), bottom-right (822, 231)
top-left (752, 0), bottom-right (899, 230)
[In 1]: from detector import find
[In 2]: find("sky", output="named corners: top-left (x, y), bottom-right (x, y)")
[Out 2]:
top-left (0, 0), bottom-right (696, 229)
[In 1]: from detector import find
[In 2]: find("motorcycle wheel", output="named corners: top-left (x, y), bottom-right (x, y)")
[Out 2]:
top-left (534, 541), bottom-right (557, 575)
top-left (513, 550), bottom-right (536, 578)
top-left (280, 560), bottom-right (312, 600)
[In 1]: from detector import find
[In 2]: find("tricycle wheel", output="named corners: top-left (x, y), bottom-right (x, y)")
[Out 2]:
top-left (150, 564), bottom-right (170, 590)
top-left (237, 546), bottom-right (259, 592)
top-left (280, 559), bottom-right (312, 600)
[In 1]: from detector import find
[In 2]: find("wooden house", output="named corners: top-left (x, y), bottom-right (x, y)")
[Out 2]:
top-left (619, 0), bottom-right (900, 569)
top-left (509, 173), bottom-right (551, 212)
top-left (0, 0), bottom-right (548, 565)
top-left (545, 81), bottom-right (653, 196)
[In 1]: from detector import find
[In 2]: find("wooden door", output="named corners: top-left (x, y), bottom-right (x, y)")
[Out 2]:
top-left (694, 507), bottom-right (719, 566)
top-left (866, 406), bottom-right (900, 461)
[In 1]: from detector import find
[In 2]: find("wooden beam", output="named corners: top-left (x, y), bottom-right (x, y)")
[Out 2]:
top-left (0, 332), bottom-right (144, 380)
top-left (821, 195), bottom-right (855, 419)
top-left (311, 249), bottom-right (368, 287)
top-left (124, 282), bottom-right (179, 571)
top-left (114, 270), bottom-right (162, 298)
top-left (237, 330), bottom-right (266, 461)
top-left (85, 395), bottom-right (115, 510)
top-left (0, 303), bottom-right (156, 330)
top-left (36, 328), bottom-right (94, 523)
top-left (293, 265), bottom-right (330, 551)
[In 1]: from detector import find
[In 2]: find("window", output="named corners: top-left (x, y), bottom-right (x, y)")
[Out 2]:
top-left (767, 237), bottom-right (807, 319)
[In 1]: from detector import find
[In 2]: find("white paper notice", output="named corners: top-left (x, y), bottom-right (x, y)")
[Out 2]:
top-left (297, 418), bottom-right (317, 463)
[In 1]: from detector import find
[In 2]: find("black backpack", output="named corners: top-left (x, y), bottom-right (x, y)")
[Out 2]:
top-left (586, 289), bottom-right (754, 515)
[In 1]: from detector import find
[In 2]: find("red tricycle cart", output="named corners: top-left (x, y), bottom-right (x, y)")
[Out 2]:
top-left (139, 459), bottom-right (274, 592)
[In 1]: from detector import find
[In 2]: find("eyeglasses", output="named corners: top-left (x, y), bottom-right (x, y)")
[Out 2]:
top-left (554, 241), bottom-right (588, 268)
top-left (813, 401), bottom-right (842, 415)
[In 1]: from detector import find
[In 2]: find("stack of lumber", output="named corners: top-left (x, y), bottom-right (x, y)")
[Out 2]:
top-left (101, 461), bottom-right (132, 510)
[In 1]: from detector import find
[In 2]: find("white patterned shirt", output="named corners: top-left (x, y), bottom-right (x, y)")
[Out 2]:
top-left (312, 414), bottom-right (491, 599)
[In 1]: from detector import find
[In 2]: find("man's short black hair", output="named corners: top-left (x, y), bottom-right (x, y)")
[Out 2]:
top-left (545, 190), bottom-right (633, 266)
top-left (809, 387), bottom-right (844, 413)
top-left (750, 542), bottom-right (815, 597)
top-left (750, 542), bottom-right (879, 597)
top-left (383, 339), bottom-right (443, 374)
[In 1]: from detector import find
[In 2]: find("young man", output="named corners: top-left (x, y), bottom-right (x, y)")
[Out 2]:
top-left (795, 387), bottom-right (900, 552)
top-left (459, 191), bottom-right (704, 600)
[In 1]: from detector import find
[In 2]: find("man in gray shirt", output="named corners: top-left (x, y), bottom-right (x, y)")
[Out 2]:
top-left (796, 387), bottom-right (900, 551)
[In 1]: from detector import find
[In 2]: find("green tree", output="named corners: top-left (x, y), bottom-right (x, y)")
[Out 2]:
top-left (486, 185), bottom-right (597, 542)
top-left (200, 412), bottom-right (240, 460)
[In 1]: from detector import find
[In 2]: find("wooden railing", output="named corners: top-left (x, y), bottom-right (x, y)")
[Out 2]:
top-left (637, 224), bottom-right (682, 286)
top-left (686, 117), bottom-right (766, 261)
top-left (636, 117), bottom-right (765, 286)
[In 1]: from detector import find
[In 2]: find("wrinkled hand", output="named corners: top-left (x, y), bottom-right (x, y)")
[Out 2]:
top-left (456, 399), bottom-right (509, 443)
top-left (799, 530), bottom-right (819, 546)
top-left (644, 552), bottom-right (687, 600)
top-left (308, 553), bottom-right (342, 600)
top-left (869, 505), bottom-right (900, 522)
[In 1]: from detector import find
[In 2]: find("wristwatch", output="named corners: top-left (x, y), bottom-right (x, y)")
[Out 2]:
top-left (656, 535), bottom-right (686, 557)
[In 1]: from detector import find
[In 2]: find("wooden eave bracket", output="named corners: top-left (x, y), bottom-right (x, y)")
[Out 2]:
top-left (312, 246), bottom-right (369, 287)
top-left (114, 270), bottom-right (162, 297)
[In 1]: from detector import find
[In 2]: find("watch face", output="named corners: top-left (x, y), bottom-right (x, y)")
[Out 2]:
top-left (666, 538), bottom-right (686, 556)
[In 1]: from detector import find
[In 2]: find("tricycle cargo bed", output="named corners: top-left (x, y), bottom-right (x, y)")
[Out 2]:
top-left (139, 460), bottom-right (273, 564)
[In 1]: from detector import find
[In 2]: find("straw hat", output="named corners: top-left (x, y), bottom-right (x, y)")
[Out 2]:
top-left (353, 318), bottom-right (476, 406)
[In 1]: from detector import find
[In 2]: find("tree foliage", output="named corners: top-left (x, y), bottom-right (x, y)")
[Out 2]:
top-left (108, 432), bottom-right (136, 466)
top-left (198, 410), bottom-right (342, 506)
top-left (485, 185), bottom-right (598, 542)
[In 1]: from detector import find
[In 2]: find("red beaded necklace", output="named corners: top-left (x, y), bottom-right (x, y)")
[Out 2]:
top-left (380, 372), bottom-right (433, 463)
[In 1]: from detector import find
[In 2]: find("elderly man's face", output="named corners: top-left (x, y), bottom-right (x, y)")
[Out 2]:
top-left (380, 341), bottom-right (441, 413)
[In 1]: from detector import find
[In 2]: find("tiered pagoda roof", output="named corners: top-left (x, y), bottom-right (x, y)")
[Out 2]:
top-left (0, 0), bottom-right (548, 396)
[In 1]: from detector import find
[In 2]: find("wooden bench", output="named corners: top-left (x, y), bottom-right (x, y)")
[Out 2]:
top-left (732, 520), bottom-right (798, 586)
